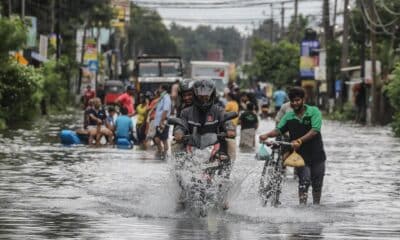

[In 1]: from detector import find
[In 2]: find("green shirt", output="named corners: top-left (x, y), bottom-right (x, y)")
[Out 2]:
top-left (277, 105), bottom-right (326, 164)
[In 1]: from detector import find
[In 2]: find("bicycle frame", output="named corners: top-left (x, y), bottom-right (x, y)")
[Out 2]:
top-left (258, 141), bottom-right (290, 207)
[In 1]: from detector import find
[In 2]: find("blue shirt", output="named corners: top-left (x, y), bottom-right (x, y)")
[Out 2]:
top-left (154, 92), bottom-right (171, 126)
top-left (273, 90), bottom-right (287, 107)
top-left (115, 115), bottom-right (132, 139)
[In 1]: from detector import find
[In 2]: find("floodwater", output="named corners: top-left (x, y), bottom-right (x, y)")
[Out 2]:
top-left (0, 112), bottom-right (399, 239)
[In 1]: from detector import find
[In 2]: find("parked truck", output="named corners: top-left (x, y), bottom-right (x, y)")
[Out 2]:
top-left (133, 56), bottom-right (183, 93)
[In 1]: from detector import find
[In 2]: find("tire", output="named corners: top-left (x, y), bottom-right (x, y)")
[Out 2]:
top-left (259, 151), bottom-right (283, 207)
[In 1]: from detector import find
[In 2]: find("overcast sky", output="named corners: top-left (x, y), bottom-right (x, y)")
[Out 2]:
top-left (131, 0), bottom-right (346, 35)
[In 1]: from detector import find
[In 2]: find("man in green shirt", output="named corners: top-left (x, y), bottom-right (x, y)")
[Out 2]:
top-left (259, 87), bottom-right (326, 205)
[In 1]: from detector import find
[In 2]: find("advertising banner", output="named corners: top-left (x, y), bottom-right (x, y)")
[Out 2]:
top-left (300, 40), bottom-right (320, 79)
top-left (83, 38), bottom-right (97, 64)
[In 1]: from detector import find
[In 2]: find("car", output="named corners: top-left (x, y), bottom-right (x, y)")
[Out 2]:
top-left (103, 80), bottom-right (125, 105)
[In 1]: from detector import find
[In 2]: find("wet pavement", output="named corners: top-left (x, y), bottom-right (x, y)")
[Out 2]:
top-left (0, 112), bottom-right (400, 239)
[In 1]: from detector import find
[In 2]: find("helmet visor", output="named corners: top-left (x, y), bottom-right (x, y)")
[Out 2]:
top-left (194, 83), bottom-right (213, 98)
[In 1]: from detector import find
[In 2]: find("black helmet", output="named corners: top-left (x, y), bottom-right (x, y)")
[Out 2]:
top-left (192, 79), bottom-right (216, 111)
top-left (179, 79), bottom-right (193, 95)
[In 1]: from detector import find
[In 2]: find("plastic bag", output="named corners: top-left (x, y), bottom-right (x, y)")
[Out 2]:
top-left (256, 143), bottom-right (270, 161)
top-left (283, 151), bottom-right (305, 167)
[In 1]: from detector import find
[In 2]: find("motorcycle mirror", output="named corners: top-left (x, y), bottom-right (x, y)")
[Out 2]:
top-left (167, 117), bottom-right (188, 131)
top-left (223, 112), bottom-right (238, 122)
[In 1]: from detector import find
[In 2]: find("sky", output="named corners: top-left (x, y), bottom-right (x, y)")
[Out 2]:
top-left (131, 0), bottom-right (347, 35)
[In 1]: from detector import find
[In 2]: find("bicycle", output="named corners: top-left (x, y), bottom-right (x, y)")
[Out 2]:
top-left (258, 140), bottom-right (292, 207)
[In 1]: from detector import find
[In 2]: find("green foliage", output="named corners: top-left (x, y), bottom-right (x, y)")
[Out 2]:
top-left (127, 5), bottom-right (177, 57)
top-left (385, 63), bottom-right (400, 136)
top-left (286, 15), bottom-right (309, 43)
top-left (169, 23), bottom-right (243, 64)
top-left (390, 112), bottom-right (400, 137)
top-left (0, 17), bottom-right (27, 60)
top-left (326, 102), bottom-right (356, 121)
top-left (40, 58), bottom-right (73, 111)
top-left (385, 63), bottom-right (400, 111)
top-left (0, 60), bottom-right (43, 122)
top-left (244, 39), bottom-right (299, 87)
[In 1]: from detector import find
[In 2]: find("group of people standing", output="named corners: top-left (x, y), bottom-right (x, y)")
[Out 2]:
top-left (81, 83), bottom-right (172, 159)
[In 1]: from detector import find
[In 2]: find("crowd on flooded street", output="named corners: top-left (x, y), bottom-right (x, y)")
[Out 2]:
top-left (78, 79), bottom-right (327, 206)
top-left (79, 80), bottom-right (278, 156)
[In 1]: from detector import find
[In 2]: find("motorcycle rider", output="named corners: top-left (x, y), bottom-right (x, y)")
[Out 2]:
top-left (176, 79), bottom-right (194, 117)
top-left (173, 79), bottom-right (235, 209)
top-left (173, 79), bottom-right (235, 157)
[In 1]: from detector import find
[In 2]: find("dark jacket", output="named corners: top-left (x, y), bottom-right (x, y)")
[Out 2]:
top-left (174, 104), bottom-right (226, 136)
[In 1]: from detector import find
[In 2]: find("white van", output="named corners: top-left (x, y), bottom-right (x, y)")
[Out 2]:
top-left (190, 61), bottom-right (230, 94)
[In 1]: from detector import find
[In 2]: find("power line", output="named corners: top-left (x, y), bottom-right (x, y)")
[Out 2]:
top-left (378, 0), bottom-right (400, 16)
top-left (132, 0), bottom-right (322, 9)
top-left (360, 0), bottom-right (396, 35)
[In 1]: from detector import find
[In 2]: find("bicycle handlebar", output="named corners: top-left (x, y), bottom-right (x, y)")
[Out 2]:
top-left (261, 140), bottom-right (292, 147)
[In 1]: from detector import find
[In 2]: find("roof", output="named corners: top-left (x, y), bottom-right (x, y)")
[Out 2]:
top-left (341, 66), bottom-right (361, 72)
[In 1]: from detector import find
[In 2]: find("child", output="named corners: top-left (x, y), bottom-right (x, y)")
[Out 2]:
top-left (135, 93), bottom-right (148, 146)
top-left (239, 102), bottom-right (259, 149)
top-left (115, 106), bottom-right (133, 143)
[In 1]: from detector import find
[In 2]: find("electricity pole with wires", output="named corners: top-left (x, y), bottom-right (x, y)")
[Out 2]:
top-left (323, 0), bottom-right (335, 111)
top-left (367, 0), bottom-right (379, 125)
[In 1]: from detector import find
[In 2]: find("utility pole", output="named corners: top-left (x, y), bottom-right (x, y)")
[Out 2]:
top-left (340, 0), bottom-right (350, 70)
top-left (21, 0), bottom-right (25, 18)
top-left (323, 0), bottom-right (334, 101)
top-left (368, 0), bottom-right (379, 125)
top-left (292, 0), bottom-right (298, 42)
top-left (77, 25), bottom-right (87, 94)
top-left (356, 0), bottom-right (367, 124)
top-left (333, 0), bottom-right (338, 31)
top-left (340, 0), bottom-right (350, 106)
top-left (51, 0), bottom-right (55, 33)
top-left (55, 0), bottom-right (61, 60)
top-left (281, 2), bottom-right (285, 39)
top-left (270, 3), bottom-right (273, 42)
top-left (8, 0), bottom-right (12, 16)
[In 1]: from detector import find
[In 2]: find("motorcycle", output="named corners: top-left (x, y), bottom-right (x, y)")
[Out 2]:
top-left (168, 112), bottom-right (237, 217)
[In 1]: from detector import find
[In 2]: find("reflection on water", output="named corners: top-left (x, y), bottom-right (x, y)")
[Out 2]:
top-left (0, 113), bottom-right (400, 239)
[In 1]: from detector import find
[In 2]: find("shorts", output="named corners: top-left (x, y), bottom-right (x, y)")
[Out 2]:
top-left (136, 124), bottom-right (147, 143)
top-left (87, 125), bottom-right (107, 132)
top-left (155, 125), bottom-right (169, 141)
top-left (239, 128), bottom-right (255, 148)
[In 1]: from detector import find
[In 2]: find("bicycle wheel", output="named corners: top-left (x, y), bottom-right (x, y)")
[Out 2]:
top-left (259, 150), bottom-right (282, 206)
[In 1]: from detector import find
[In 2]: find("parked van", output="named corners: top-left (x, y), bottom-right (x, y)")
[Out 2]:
top-left (190, 61), bottom-right (230, 94)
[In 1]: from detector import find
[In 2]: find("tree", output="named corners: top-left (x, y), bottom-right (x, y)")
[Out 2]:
top-left (169, 23), bottom-right (243, 64)
top-left (244, 39), bottom-right (299, 87)
top-left (286, 14), bottom-right (309, 43)
top-left (126, 5), bottom-right (177, 58)
top-left (0, 17), bottom-right (26, 60)
top-left (0, 18), bottom-right (44, 126)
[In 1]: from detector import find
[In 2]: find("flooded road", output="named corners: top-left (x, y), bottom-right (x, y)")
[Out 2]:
top-left (1, 112), bottom-right (399, 239)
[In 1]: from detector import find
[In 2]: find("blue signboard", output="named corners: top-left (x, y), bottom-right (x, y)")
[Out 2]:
top-left (88, 60), bottom-right (98, 72)
top-left (335, 80), bottom-right (342, 92)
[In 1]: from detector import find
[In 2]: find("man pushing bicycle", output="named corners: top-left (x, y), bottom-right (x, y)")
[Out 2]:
top-left (259, 87), bottom-right (326, 205)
